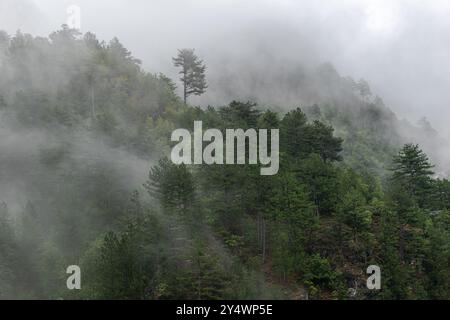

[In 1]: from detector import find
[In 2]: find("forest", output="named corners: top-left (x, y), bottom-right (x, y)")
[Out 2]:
top-left (0, 26), bottom-right (449, 300)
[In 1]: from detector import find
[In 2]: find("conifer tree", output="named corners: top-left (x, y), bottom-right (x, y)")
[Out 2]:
top-left (391, 144), bottom-right (434, 206)
top-left (173, 49), bottom-right (207, 104)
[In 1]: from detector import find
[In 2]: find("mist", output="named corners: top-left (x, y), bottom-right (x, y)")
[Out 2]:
top-left (1, 1), bottom-right (450, 300)
top-left (1, 0), bottom-right (449, 138)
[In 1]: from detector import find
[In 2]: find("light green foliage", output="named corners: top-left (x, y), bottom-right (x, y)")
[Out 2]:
top-left (0, 27), bottom-right (448, 300)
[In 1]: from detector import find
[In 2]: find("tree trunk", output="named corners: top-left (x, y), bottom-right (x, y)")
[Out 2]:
top-left (183, 68), bottom-right (187, 104)
top-left (262, 217), bottom-right (266, 263)
top-left (184, 81), bottom-right (187, 104)
top-left (257, 213), bottom-right (267, 263)
top-left (91, 85), bottom-right (96, 120)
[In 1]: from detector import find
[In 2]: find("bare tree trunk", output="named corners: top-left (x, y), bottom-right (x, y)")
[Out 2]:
top-left (257, 213), bottom-right (267, 263)
top-left (262, 217), bottom-right (266, 263)
top-left (257, 214), bottom-right (261, 251)
top-left (91, 85), bottom-right (96, 120)
top-left (399, 225), bottom-right (405, 260)
top-left (184, 81), bottom-right (187, 104)
top-left (183, 68), bottom-right (187, 104)
top-left (314, 193), bottom-right (320, 218)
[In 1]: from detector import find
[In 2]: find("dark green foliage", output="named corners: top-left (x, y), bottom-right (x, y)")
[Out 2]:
top-left (78, 213), bottom-right (163, 299)
top-left (281, 108), bottom-right (343, 162)
top-left (219, 101), bottom-right (261, 127)
top-left (173, 48), bottom-right (207, 104)
top-left (0, 203), bottom-right (17, 299)
top-left (0, 27), bottom-right (448, 300)
top-left (391, 144), bottom-right (434, 202)
top-left (145, 158), bottom-right (196, 217)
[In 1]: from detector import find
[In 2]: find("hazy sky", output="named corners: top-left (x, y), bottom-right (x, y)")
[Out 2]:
top-left (1, 0), bottom-right (450, 136)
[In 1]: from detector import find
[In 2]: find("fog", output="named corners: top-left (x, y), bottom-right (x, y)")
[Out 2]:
top-left (0, 124), bottom-right (150, 216)
top-left (1, 0), bottom-right (449, 138)
top-left (1, 0), bottom-right (450, 300)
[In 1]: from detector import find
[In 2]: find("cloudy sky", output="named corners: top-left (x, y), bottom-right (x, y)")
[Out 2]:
top-left (1, 0), bottom-right (450, 135)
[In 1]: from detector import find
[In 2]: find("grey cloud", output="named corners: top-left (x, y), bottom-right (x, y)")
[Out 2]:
top-left (3, 0), bottom-right (450, 136)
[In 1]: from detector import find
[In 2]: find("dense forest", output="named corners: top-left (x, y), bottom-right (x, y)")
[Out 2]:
top-left (0, 26), bottom-right (449, 300)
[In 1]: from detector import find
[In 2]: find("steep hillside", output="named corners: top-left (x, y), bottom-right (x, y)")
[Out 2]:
top-left (0, 28), bottom-right (449, 300)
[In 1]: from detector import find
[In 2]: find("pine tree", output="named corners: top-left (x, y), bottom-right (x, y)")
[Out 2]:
top-left (308, 120), bottom-right (343, 162)
top-left (172, 49), bottom-right (207, 104)
top-left (391, 144), bottom-right (435, 206)
top-left (145, 158), bottom-right (196, 216)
